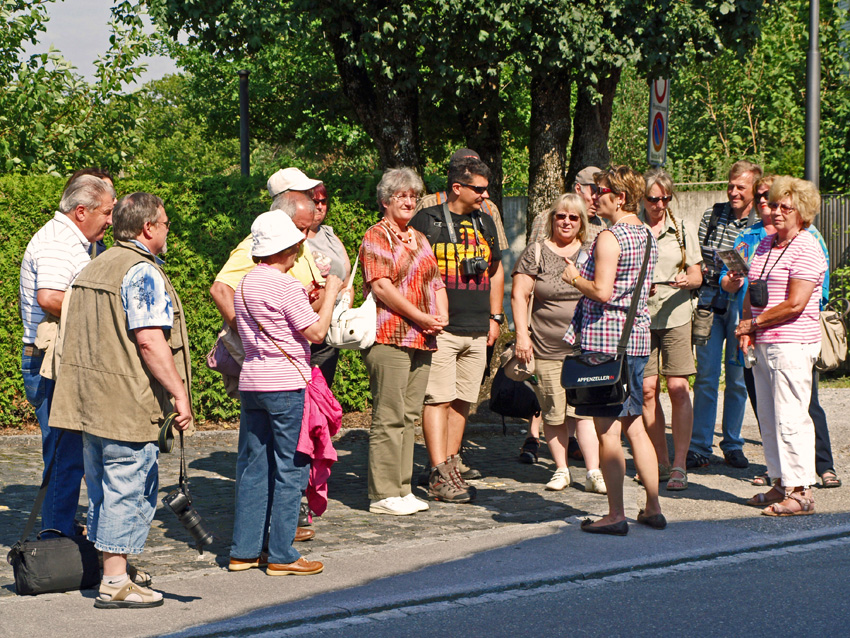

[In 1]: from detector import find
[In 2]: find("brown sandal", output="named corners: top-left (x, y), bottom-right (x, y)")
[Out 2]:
top-left (746, 484), bottom-right (784, 507)
top-left (762, 489), bottom-right (815, 517)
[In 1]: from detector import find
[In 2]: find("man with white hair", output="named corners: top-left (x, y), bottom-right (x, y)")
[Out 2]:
top-left (19, 174), bottom-right (115, 537)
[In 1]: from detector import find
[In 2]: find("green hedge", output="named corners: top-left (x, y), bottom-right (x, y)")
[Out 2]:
top-left (0, 174), bottom-right (377, 428)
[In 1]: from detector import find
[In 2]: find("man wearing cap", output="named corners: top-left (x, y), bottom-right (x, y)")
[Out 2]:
top-left (50, 192), bottom-right (192, 608)
top-left (210, 170), bottom-right (326, 399)
top-left (415, 149), bottom-right (509, 251)
top-left (528, 166), bottom-right (605, 243)
top-left (409, 155), bottom-right (504, 503)
top-left (19, 174), bottom-right (115, 538)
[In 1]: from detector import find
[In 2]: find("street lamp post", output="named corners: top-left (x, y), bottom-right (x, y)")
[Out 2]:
top-left (238, 70), bottom-right (250, 177)
top-left (805, 0), bottom-right (820, 187)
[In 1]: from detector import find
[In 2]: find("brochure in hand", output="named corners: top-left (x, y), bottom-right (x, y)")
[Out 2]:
top-left (714, 248), bottom-right (749, 276)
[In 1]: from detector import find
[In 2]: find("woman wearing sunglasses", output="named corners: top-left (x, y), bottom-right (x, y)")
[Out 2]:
top-left (735, 176), bottom-right (827, 516)
top-left (511, 194), bottom-right (606, 494)
top-left (638, 168), bottom-right (703, 492)
top-left (562, 166), bottom-right (663, 535)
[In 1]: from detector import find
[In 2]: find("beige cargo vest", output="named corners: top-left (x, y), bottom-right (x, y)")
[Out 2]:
top-left (50, 241), bottom-right (193, 442)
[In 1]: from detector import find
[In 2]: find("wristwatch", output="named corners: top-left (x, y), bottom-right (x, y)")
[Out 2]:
top-left (489, 313), bottom-right (505, 324)
top-left (751, 316), bottom-right (759, 330)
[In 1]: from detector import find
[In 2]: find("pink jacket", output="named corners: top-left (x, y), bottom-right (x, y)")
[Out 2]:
top-left (297, 367), bottom-right (342, 516)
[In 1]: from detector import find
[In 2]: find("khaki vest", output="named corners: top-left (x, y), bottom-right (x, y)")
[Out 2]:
top-left (50, 241), bottom-right (193, 442)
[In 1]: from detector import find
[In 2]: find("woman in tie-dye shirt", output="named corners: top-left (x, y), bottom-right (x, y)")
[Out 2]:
top-left (359, 168), bottom-right (448, 517)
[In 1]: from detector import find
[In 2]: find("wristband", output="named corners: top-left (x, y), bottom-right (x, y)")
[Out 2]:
top-left (571, 275), bottom-right (581, 287)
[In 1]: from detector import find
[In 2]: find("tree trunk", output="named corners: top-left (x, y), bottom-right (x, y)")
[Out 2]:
top-left (457, 68), bottom-right (503, 213)
top-left (566, 67), bottom-right (622, 184)
top-left (527, 69), bottom-right (571, 238)
top-left (323, 21), bottom-right (421, 171)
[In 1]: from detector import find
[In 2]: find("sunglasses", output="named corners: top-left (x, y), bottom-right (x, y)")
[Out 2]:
top-left (767, 202), bottom-right (796, 214)
top-left (755, 191), bottom-right (769, 201)
top-left (554, 212), bottom-right (581, 222)
top-left (646, 195), bottom-right (672, 204)
top-left (591, 185), bottom-right (614, 196)
top-left (457, 182), bottom-right (489, 195)
top-left (313, 198), bottom-right (328, 205)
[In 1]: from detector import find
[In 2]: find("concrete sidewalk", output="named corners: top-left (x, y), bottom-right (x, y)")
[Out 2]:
top-left (1, 391), bottom-right (848, 637)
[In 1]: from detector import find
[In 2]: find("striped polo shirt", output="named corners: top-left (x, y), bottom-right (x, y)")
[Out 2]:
top-left (235, 263), bottom-right (319, 391)
top-left (19, 212), bottom-right (91, 344)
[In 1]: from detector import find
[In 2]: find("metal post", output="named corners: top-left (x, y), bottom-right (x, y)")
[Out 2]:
top-left (805, 0), bottom-right (820, 188)
top-left (238, 70), bottom-right (250, 177)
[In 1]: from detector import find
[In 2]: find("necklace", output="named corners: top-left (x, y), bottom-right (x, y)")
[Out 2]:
top-left (615, 213), bottom-right (639, 225)
top-left (382, 219), bottom-right (413, 244)
top-left (773, 231), bottom-right (799, 248)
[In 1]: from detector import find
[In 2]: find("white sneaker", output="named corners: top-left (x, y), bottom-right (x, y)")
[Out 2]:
top-left (545, 468), bottom-right (570, 491)
top-left (402, 493), bottom-right (430, 511)
top-left (369, 496), bottom-right (418, 516)
top-left (585, 469), bottom-right (607, 494)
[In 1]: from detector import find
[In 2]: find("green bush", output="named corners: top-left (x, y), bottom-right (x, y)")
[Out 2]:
top-left (0, 174), bottom-right (374, 428)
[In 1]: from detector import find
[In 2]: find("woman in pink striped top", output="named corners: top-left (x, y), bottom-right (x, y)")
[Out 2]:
top-left (229, 210), bottom-right (341, 576)
top-left (736, 176), bottom-right (827, 516)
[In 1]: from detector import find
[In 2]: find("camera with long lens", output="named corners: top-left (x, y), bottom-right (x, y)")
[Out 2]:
top-left (460, 255), bottom-right (488, 277)
top-left (162, 486), bottom-right (214, 549)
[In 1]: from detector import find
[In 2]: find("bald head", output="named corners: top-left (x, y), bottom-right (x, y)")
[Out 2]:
top-left (271, 190), bottom-right (315, 234)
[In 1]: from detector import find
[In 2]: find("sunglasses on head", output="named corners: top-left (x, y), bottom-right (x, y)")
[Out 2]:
top-left (457, 182), bottom-right (489, 195)
top-left (554, 212), bottom-right (581, 222)
top-left (646, 195), bottom-right (672, 204)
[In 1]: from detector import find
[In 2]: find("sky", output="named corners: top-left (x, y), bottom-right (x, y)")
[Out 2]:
top-left (22, 0), bottom-right (179, 85)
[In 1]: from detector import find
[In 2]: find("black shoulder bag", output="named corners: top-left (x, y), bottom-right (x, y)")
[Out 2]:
top-left (6, 432), bottom-right (100, 595)
top-left (560, 229), bottom-right (653, 407)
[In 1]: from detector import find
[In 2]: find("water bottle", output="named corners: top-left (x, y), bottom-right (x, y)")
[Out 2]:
top-left (743, 345), bottom-right (757, 369)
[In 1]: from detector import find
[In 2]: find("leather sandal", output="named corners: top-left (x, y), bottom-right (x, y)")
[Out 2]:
top-left (751, 472), bottom-right (771, 487)
top-left (94, 580), bottom-right (164, 609)
top-left (666, 467), bottom-right (688, 491)
top-left (762, 489), bottom-right (815, 517)
top-left (746, 481), bottom-right (784, 507)
top-left (820, 470), bottom-right (842, 489)
top-left (127, 564), bottom-right (152, 587)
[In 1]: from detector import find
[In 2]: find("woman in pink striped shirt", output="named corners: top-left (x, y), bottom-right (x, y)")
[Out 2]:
top-left (229, 210), bottom-right (341, 576)
top-left (736, 176), bottom-right (826, 516)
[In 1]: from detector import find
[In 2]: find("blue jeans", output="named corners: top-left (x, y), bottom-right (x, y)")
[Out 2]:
top-left (82, 433), bottom-right (159, 555)
top-left (691, 299), bottom-right (747, 455)
top-left (232, 390), bottom-right (308, 565)
top-left (21, 346), bottom-right (84, 536)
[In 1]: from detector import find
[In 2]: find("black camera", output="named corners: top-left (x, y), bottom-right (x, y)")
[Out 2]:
top-left (460, 256), bottom-right (488, 277)
top-left (162, 486), bottom-right (214, 549)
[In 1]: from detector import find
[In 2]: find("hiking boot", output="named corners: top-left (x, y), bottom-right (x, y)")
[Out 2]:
top-left (456, 448), bottom-right (482, 480)
top-left (428, 462), bottom-right (472, 503)
top-left (447, 454), bottom-right (478, 498)
top-left (518, 436), bottom-right (539, 464)
top-left (686, 450), bottom-right (711, 469)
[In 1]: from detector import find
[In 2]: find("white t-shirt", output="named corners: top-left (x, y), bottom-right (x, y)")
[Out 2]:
top-left (19, 212), bottom-right (91, 344)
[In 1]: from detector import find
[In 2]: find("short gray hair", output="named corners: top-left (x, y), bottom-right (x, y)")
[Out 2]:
top-left (643, 167), bottom-right (674, 199)
top-left (271, 190), bottom-right (315, 218)
top-left (376, 168), bottom-right (424, 211)
top-left (113, 192), bottom-right (165, 241)
top-left (58, 175), bottom-right (115, 214)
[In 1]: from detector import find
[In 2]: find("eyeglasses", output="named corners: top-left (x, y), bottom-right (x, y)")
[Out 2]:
top-left (755, 191), bottom-right (769, 201)
top-left (457, 182), bottom-right (489, 195)
top-left (554, 213), bottom-right (581, 222)
top-left (591, 185), bottom-right (614, 196)
top-left (767, 202), bottom-right (796, 214)
top-left (646, 195), bottom-right (672, 204)
top-left (390, 194), bottom-right (418, 203)
top-left (313, 198), bottom-right (328, 205)
top-left (152, 219), bottom-right (172, 229)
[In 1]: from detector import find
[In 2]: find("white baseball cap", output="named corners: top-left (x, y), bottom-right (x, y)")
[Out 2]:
top-left (251, 210), bottom-right (305, 258)
top-left (266, 167), bottom-right (322, 198)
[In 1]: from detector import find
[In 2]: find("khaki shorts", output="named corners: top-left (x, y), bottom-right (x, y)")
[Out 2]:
top-left (644, 322), bottom-right (697, 378)
top-left (532, 358), bottom-right (577, 425)
top-left (424, 331), bottom-right (487, 404)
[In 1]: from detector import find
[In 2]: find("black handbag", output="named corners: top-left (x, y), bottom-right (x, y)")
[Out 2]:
top-left (6, 432), bottom-right (100, 595)
top-left (489, 364), bottom-right (541, 434)
top-left (561, 229), bottom-right (653, 407)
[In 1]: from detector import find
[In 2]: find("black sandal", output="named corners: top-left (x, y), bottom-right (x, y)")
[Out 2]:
top-left (820, 469), bottom-right (842, 489)
top-left (518, 436), bottom-right (539, 464)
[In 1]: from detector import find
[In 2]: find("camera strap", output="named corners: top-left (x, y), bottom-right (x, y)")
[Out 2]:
top-left (756, 233), bottom-right (797, 282)
top-left (178, 430), bottom-right (190, 495)
top-left (441, 202), bottom-right (483, 255)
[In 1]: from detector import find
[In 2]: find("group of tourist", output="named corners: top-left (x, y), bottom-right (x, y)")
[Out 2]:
top-left (18, 149), bottom-right (840, 606)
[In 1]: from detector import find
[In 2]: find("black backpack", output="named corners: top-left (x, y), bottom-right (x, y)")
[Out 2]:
top-left (489, 366), bottom-right (541, 433)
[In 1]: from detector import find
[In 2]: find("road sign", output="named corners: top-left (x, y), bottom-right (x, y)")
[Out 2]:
top-left (647, 78), bottom-right (669, 167)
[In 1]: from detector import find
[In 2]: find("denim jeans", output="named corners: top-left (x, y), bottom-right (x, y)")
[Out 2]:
top-left (21, 346), bottom-right (84, 536)
top-left (82, 433), bottom-right (159, 555)
top-left (691, 298), bottom-right (747, 455)
top-left (232, 389), bottom-right (308, 565)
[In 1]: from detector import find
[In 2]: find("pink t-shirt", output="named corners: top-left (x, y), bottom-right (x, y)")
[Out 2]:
top-left (235, 263), bottom-right (320, 391)
top-left (750, 231), bottom-right (825, 344)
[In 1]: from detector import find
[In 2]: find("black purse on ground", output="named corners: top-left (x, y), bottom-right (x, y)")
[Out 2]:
top-left (560, 229), bottom-right (653, 407)
top-left (6, 432), bottom-right (100, 595)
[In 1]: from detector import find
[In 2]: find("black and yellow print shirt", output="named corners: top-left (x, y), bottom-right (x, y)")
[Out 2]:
top-left (409, 205), bottom-right (502, 334)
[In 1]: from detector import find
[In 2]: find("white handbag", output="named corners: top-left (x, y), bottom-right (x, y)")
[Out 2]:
top-left (325, 245), bottom-right (378, 351)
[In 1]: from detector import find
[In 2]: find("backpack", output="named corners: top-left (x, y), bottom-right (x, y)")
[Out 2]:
top-left (816, 306), bottom-right (848, 372)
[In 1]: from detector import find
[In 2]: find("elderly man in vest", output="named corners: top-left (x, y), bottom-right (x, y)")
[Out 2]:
top-left (51, 192), bottom-right (192, 609)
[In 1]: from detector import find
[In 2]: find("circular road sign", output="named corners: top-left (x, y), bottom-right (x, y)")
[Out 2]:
top-left (652, 111), bottom-right (666, 152)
